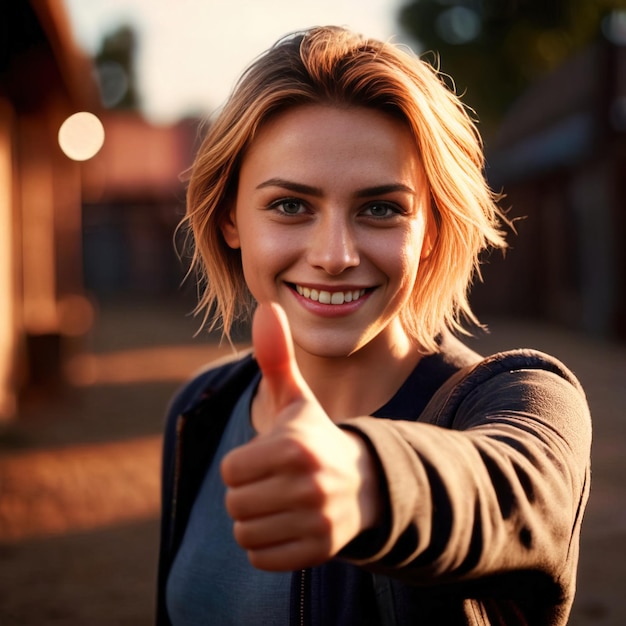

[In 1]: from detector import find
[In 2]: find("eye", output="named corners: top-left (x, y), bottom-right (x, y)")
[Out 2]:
top-left (362, 202), bottom-right (401, 218)
top-left (270, 198), bottom-right (306, 215)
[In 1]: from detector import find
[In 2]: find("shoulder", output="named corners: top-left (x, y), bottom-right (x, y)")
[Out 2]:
top-left (452, 347), bottom-right (587, 408)
top-left (433, 331), bottom-right (584, 393)
top-left (165, 348), bottom-right (256, 420)
top-left (161, 349), bottom-right (258, 464)
top-left (427, 346), bottom-right (591, 443)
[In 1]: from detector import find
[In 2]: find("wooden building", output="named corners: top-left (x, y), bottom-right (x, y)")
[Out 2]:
top-left (473, 36), bottom-right (626, 341)
top-left (0, 0), bottom-right (100, 418)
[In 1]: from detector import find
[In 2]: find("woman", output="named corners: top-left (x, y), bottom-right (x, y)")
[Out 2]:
top-left (157, 26), bottom-right (591, 625)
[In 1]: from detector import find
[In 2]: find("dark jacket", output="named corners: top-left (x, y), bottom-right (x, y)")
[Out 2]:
top-left (156, 334), bottom-right (591, 625)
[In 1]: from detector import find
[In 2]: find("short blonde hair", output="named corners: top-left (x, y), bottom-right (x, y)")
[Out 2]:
top-left (183, 26), bottom-right (508, 352)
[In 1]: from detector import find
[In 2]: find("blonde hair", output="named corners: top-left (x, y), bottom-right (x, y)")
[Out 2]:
top-left (183, 26), bottom-right (508, 352)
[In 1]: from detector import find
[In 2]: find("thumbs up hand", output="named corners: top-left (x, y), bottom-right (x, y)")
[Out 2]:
top-left (221, 302), bottom-right (382, 572)
top-left (246, 301), bottom-right (315, 433)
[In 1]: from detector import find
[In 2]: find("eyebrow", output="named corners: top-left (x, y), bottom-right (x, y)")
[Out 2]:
top-left (256, 177), bottom-right (417, 198)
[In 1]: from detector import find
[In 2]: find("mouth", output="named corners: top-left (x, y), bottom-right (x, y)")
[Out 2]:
top-left (292, 284), bottom-right (369, 305)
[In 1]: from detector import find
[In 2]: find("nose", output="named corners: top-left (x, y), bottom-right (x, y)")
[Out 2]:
top-left (306, 214), bottom-right (360, 275)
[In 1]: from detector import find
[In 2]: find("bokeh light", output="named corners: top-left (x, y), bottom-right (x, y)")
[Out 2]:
top-left (435, 7), bottom-right (481, 45)
top-left (58, 112), bottom-right (105, 161)
top-left (602, 9), bottom-right (626, 45)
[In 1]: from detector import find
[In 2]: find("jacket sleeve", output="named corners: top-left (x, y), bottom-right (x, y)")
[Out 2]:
top-left (338, 366), bottom-right (592, 589)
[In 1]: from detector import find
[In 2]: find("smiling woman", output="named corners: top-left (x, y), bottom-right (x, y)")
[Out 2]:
top-left (220, 105), bottom-right (433, 373)
top-left (157, 26), bottom-right (591, 626)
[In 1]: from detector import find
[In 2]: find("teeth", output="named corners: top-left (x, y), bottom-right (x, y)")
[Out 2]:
top-left (295, 285), bottom-right (366, 305)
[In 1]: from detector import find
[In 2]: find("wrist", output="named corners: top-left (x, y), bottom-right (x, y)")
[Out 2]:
top-left (343, 429), bottom-right (384, 533)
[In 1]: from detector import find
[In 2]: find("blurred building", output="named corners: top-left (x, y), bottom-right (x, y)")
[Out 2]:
top-left (80, 112), bottom-right (197, 303)
top-left (475, 35), bottom-right (626, 341)
top-left (0, 0), bottom-right (101, 419)
top-left (0, 2), bottom-right (200, 421)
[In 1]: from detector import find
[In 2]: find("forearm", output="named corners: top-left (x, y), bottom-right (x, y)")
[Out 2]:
top-left (338, 370), bottom-right (592, 585)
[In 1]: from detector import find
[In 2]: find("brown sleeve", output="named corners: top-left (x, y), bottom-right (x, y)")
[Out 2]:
top-left (338, 368), bottom-right (592, 588)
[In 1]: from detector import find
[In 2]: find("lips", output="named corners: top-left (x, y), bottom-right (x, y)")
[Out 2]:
top-left (294, 284), bottom-right (367, 305)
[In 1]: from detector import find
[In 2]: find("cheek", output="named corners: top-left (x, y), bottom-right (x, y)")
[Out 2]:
top-left (384, 228), bottom-right (425, 286)
top-left (238, 228), bottom-right (298, 294)
top-left (239, 229), bottom-right (293, 268)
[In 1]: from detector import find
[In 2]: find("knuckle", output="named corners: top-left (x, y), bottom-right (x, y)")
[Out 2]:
top-left (233, 521), bottom-right (253, 548)
top-left (299, 475), bottom-right (327, 508)
top-left (310, 511), bottom-right (333, 538)
top-left (280, 436), bottom-right (319, 471)
top-left (248, 550), bottom-right (269, 571)
top-left (220, 452), bottom-right (242, 486)
top-left (225, 489), bottom-right (244, 519)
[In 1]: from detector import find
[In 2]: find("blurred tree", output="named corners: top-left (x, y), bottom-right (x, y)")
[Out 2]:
top-left (398, 0), bottom-right (626, 134)
top-left (94, 24), bottom-right (140, 110)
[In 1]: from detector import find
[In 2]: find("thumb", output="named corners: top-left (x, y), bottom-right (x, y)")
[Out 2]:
top-left (253, 302), bottom-right (309, 415)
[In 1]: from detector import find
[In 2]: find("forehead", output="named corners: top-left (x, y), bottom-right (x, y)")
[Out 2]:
top-left (253, 104), bottom-right (412, 149)
top-left (240, 104), bottom-right (423, 185)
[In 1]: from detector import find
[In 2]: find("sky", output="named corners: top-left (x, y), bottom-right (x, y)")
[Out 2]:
top-left (63, 0), bottom-right (409, 125)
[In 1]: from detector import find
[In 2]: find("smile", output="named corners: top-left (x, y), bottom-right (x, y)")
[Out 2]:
top-left (295, 285), bottom-right (367, 305)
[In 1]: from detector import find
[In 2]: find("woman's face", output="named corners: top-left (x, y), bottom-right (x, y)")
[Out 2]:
top-left (222, 104), bottom-right (435, 361)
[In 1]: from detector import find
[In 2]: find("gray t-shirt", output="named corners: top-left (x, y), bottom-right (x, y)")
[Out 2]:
top-left (166, 374), bottom-right (291, 625)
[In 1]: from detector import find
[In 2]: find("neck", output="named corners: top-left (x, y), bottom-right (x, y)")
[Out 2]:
top-left (294, 332), bottom-right (422, 421)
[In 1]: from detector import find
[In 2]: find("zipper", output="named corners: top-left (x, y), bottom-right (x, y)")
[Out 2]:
top-left (299, 568), bottom-right (308, 626)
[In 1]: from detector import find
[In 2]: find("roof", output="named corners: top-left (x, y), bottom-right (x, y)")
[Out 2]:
top-left (487, 39), bottom-right (620, 185)
top-left (0, 0), bottom-right (99, 111)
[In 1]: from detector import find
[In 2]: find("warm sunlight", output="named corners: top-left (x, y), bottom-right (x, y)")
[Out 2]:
top-left (0, 102), bottom-right (15, 421)
top-left (65, 343), bottom-right (249, 386)
top-left (0, 435), bottom-right (160, 542)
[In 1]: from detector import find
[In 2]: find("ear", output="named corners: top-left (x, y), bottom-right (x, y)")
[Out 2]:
top-left (420, 206), bottom-right (438, 260)
top-left (220, 207), bottom-right (241, 249)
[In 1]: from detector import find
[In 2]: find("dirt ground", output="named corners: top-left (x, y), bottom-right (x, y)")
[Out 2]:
top-left (0, 300), bottom-right (624, 625)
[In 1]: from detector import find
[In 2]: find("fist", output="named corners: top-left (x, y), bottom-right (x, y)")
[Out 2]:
top-left (220, 302), bottom-right (381, 571)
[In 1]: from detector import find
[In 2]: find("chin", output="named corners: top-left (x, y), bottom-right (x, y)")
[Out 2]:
top-left (293, 330), bottom-right (376, 361)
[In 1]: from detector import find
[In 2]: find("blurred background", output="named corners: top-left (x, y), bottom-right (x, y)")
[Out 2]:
top-left (0, 0), bottom-right (625, 624)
